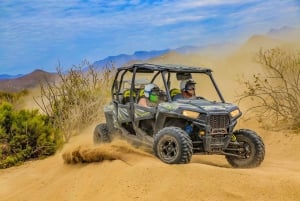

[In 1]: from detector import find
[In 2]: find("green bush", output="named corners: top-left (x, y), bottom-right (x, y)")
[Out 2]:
top-left (0, 102), bottom-right (62, 169)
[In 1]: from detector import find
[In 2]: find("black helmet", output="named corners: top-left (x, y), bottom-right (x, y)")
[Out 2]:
top-left (180, 79), bottom-right (196, 91)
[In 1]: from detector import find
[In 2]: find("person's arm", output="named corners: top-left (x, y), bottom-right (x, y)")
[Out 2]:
top-left (173, 93), bottom-right (183, 101)
top-left (138, 97), bottom-right (148, 107)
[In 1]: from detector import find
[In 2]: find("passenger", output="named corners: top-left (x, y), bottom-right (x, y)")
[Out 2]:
top-left (138, 83), bottom-right (160, 107)
top-left (173, 79), bottom-right (196, 101)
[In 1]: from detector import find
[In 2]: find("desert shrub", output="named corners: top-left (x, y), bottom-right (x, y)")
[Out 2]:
top-left (0, 102), bottom-right (61, 169)
top-left (0, 90), bottom-right (28, 104)
top-left (238, 47), bottom-right (300, 130)
top-left (35, 61), bottom-right (115, 142)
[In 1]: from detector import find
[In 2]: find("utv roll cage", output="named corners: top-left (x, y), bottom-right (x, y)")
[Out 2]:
top-left (111, 63), bottom-right (225, 104)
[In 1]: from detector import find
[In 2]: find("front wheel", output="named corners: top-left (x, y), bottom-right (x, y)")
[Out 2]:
top-left (153, 127), bottom-right (193, 164)
top-left (93, 123), bottom-right (111, 144)
top-left (225, 129), bottom-right (265, 168)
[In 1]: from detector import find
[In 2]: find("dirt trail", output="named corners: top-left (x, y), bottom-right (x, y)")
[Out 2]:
top-left (0, 121), bottom-right (300, 201)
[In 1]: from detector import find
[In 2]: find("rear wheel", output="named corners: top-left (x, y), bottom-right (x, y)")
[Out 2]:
top-left (153, 127), bottom-right (193, 164)
top-left (93, 123), bottom-right (111, 144)
top-left (225, 129), bottom-right (265, 168)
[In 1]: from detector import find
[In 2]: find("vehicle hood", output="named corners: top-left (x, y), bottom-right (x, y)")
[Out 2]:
top-left (159, 99), bottom-right (239, 114)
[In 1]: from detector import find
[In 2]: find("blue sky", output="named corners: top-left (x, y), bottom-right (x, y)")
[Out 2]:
top-left (0, 0), bottom-right (299, 75)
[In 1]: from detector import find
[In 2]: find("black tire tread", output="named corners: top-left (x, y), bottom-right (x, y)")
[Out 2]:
top-left (93, 123), bottom-right (111, 144)
top-left (153, 127), bottom-right (193, 164)
top-left (226, 129), bottom-right (265, 168)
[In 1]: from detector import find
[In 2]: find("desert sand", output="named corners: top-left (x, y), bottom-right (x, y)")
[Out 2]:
top-left (0, 121), bottom-right (299, 201)
top-left (1, 35), bottom-right (300, 201)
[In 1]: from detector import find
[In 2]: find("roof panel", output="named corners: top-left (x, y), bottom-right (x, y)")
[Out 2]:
top-left (117, 63), bottom-right (212, 73)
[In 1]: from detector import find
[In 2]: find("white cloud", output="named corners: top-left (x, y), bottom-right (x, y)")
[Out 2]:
top-left (0, 0), bottom-right (299, 74)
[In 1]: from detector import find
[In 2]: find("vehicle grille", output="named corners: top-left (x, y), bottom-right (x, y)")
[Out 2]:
top-left (209, 115), bottom-right (230, 129)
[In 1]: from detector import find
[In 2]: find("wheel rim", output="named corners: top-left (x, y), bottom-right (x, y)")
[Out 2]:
top-left (158, 135), bottom-right (179, 162)
top-left (239, 142), bottom-right (252, 159)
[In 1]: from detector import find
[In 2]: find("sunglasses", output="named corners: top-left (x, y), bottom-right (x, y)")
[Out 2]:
top-left (187, 88), bottom-right (195, 91)
top-left (151, 89), bottom-right (160, 95)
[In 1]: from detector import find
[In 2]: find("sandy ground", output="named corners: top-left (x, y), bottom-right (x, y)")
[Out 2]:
top-left (1, 34), bottom-right (300, 201)
top-left (0, 121), bottom-right (299, 201)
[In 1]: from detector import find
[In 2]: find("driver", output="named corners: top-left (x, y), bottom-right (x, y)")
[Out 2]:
top-left (173, 79), bottom-right (196, 100)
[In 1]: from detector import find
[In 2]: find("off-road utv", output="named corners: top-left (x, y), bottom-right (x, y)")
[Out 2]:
top-left (94, 63), bottom-right (265, 168)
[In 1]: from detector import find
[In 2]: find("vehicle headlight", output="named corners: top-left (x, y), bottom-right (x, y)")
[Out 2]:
top-left (182, 110), bottom-right (200, 119)
top-left (230, 109), bottom-right (241, 118)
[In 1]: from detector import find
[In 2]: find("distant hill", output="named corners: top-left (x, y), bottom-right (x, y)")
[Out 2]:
top-left (230, 34), bottom-right (284, 60)
top-left (243, 34), bottom-right (282, 48)
top-left (174, 45), bottom-right (203, 54)
top-left (267, 26), bottom-right (300, 40)
top-left (91, 43), bottom-right (239, 70)
top-left (0, 69), bottom-right (57, 93)
top-left (0, 74), bottom-right (23, 80)
top-left (91, 45), bottom-right (219, 70)
top-left (93, 49), bottom-right (171, 69)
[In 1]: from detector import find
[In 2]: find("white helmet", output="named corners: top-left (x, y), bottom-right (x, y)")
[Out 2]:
top-left (144, 83), bottom-right (158, 97)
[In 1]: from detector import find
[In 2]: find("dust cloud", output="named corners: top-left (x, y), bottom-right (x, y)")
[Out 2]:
top-left (62, 140), bottom-right (152, 164)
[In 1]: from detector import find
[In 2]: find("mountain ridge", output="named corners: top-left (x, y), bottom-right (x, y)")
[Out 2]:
top-left (0, 69), bottom-right (57, 93)
top-left (93, 49), bottom-right (171, 69)
top-left (0, 74), bottom-right (23, 80)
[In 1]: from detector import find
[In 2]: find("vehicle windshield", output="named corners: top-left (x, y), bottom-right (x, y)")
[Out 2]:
top-left (167, 72), bottom-right (222, 102)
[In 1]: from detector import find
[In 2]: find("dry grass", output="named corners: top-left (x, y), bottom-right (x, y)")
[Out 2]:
top-left (35, 62), bottom-right (116, 142)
